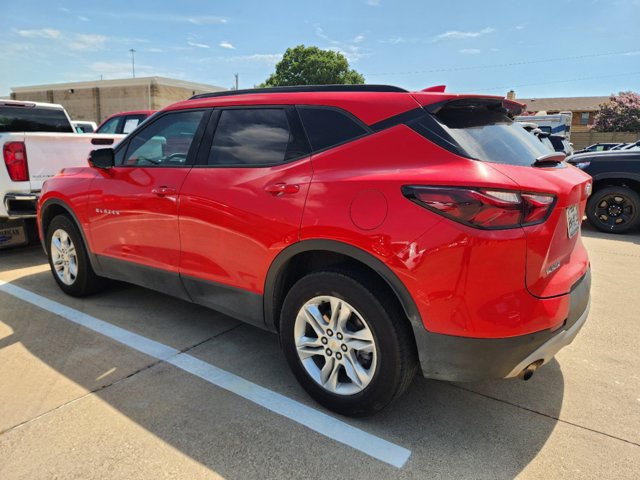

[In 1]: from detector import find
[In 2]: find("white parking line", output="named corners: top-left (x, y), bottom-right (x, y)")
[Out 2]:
top-left (0, 280), bottom-right (412, 468)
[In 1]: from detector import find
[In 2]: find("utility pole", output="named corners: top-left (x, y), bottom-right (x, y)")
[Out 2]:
top-left (234, 73), bottom-right (239, 90)
top-left (130, 49), bottom-right (136, 78)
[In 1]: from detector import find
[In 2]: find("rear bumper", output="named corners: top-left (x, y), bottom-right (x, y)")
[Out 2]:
top-left (3, 192), bottom-right (39, 219)
top-left (414, 268), bottom-right (591, 382)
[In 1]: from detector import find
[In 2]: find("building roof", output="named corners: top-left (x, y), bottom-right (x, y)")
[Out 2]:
top-left (11, 76), bottom-right (225, 93)
top-left (517, 96), bottom-right (610, 113)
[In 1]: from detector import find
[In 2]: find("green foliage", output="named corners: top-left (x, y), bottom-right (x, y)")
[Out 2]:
top-left (592, 91), bottom-right (640, 132)
top-left (262, 45), bottom-right (365, 87)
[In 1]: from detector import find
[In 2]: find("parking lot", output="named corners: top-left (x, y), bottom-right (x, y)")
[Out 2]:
top-left (0, 224), bottom-right (638, 479)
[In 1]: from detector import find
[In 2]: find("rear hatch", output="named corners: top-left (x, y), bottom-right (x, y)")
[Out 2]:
top-left (410, 94), bottom-right (591, 298)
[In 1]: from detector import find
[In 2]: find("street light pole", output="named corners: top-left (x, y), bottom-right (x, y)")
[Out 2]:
top-left (129, 49), bottom-right (136, 78)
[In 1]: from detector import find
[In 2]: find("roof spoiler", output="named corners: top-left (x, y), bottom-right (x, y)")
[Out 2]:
top-left (421, 85), bottom-right (446, 93)
top-left (413, 94), bottom-right (525, 117)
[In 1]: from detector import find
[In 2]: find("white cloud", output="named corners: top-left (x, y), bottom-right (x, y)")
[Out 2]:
top-left (327, 46), bottom-right (369, 63)
top-left (188, 16), bottom-right (228, 25)
top-left (16, 28), bottom-right (61, 39)
top-left (516, 25), bottom-right (525, 30)
top-left (315, 26), bottom-right (329, 41)
top-left (112, 13), bottom-right (227, 24)
top-left (89, 61), bottom-right (185, 80)
top-left (459, 48), bottom-right (481, 54)
top-left (219, 41), bottom-right (235, 49)
top-left (69, 34), bottom-right (107, 51)
top-left (59, 7), bottom-right (70, 13)
top-left (314, 25), bottom-right (370, 63)
top-left (15, 28), bottom-right (139, 52)
top-left (434, 27), bottom-right (495, 41)
top-left (147, 47), bottom-right (164, 53)
top-left (78, 16), bottom-right (90, 22)
top-left (218, 53), bottom-right (283, 65)
top-left (380, 36), bottom-right (418, 44)
top-left (188, 41), bottom-right (210, 49)
top-left (365, 0), bottom-right (381, 5)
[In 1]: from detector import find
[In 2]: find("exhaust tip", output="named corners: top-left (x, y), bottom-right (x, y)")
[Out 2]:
top-left (518, 362), bottom-right (540, 381)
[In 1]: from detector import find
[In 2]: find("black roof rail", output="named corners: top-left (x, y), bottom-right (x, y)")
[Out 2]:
top-left (189, 84), bottom-right (408, 100)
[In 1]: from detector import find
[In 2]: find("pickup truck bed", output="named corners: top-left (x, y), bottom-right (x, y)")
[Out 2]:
top-left (1, 132), bottom-right (123, 220)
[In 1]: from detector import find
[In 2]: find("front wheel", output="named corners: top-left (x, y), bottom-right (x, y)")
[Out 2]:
top-left (46, 215), bottom-right (106, 296)
top-left (586, 186), bottom-right (640, 234)
top-left (280, 271), bottom-right (417, 416)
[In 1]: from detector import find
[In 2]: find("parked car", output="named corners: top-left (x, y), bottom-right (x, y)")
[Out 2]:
top-left (547, 134), bottom-right (573, 155)
top-left (609, 143), bottom-right (629, 151)
top-left (1, 100), bottom-right (124, 249)
top-left (72, 121), bottom-right (97, 133)
top-left (38, 85), bottom-right (592, 416)
top-left (573, 142), bottom-right (623, 154)
top-left (619, 140), bottom-right (640, 151)
top-left (568, 149), bottom-right (640, 233)
top-left (96, 110), bottom-right (156, 134)
top-left (535, 131), bottom-right (555, 151)
top-left (514, 113), bottom-right (572, 138)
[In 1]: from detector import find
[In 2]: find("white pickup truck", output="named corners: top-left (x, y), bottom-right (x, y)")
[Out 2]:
top-left (1, 100), bottom-right (124, 249)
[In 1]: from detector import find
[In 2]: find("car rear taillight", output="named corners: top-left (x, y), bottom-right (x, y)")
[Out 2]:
top-left (3, 141), bottom-right (29, 182)
top-left (402, 186), bottom-right (556, 229)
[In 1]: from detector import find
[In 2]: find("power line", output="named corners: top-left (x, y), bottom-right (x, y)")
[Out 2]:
top-left (365, 50), bottom-right (640, 77)
top-left (477, 71), bottom-right (640, 92)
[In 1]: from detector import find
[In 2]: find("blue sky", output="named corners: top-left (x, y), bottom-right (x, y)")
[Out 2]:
top-left (1, 0), bottom-right (639, 98)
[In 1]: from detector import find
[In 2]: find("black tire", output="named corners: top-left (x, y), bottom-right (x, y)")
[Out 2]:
top-left (280, 270), bottom-right (418, 416)
top-left (586, 186), bottom-right (640, 234)
top-left (46, 214), bottom-right (106, 296)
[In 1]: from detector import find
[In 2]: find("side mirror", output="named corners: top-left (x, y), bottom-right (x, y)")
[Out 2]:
top-left (89, 148), bottom-right (114, 169)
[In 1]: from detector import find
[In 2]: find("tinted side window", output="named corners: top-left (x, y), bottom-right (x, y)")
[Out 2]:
top-left (298, 107), bottom-right (367, 152)
top-left (120, 110), bottom-right (204, 167)
top-left (0, 106), bottom-right (73, 133)
top-left (209, 109), bottom-right (294, 166)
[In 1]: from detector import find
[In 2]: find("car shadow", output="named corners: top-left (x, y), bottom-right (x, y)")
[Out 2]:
top-left (1, 265), bottom-right (564, 479)
top-left (581, 221), bottom-right (640, 244)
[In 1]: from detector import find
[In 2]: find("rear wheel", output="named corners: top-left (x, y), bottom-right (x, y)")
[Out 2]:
top-left (586, 186), bottom-right (640, 234)
top-left (46, 215), bottom-right (106, 296)
top-left (280, 270), bottom-right (417, 416)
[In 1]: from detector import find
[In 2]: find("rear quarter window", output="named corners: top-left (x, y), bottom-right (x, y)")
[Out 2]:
top-left (298, 107), bottom-right (368, 152)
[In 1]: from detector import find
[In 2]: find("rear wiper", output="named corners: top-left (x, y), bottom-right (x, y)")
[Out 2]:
top-left (533, 152), bottom-right (566, 167)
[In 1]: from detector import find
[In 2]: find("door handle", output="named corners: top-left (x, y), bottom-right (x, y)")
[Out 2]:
top-left (151, 186), bottom-right (177, 197)
top-left (264, 183), bottom-right (300, 196)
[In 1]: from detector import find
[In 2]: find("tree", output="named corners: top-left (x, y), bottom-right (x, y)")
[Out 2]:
top-left (592, 91), bottom-right (640, 132)
top-left (262, 45), bottom-right (365, 87)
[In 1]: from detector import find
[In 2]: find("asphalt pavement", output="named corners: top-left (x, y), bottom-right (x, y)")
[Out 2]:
top-left (0, 224), bottom-right (638, 479)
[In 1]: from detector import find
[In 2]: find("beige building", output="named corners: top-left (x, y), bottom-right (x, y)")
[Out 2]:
top-left (11, 77), bottom-right (226, 124)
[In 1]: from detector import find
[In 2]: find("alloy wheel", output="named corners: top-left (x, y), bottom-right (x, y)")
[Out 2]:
top-left (50, 229), bottom-right (78, 285)
top-left (294, 295), bottom-right (378, 395)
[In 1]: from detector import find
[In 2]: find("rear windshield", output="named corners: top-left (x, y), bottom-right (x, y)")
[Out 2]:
top-left (0, 106), bottom-right (74, 133)
top-left (411, 104), bottom-right (551, 167)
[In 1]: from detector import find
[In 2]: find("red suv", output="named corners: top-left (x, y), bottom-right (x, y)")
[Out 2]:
top-left (38, 85), bottom-right (592, 416)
